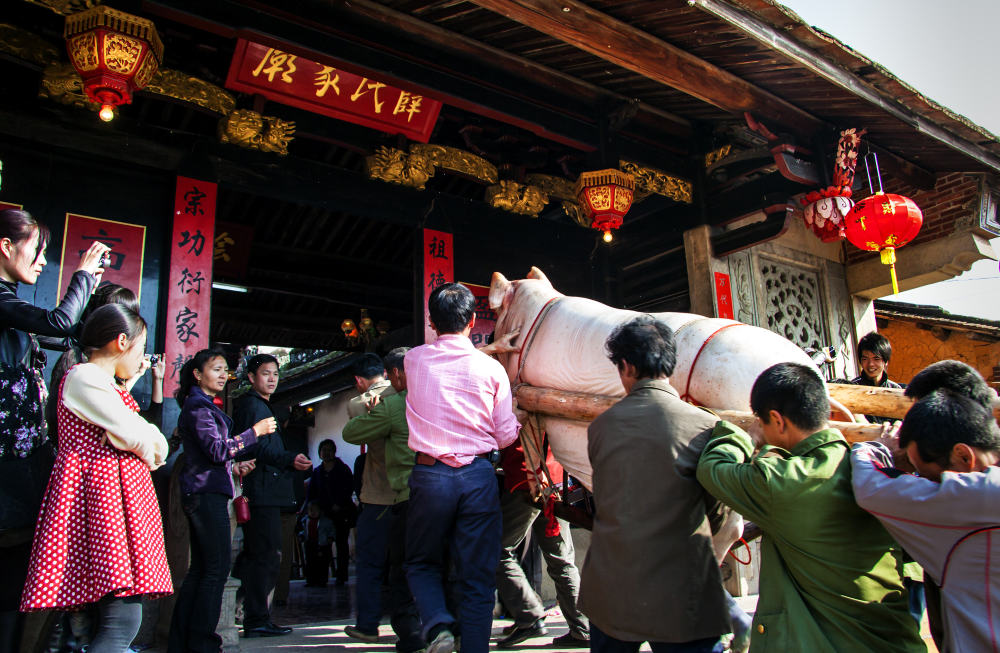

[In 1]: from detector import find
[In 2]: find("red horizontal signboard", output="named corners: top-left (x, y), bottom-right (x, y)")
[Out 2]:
top-left (58, 213), bottom-right (146, 302)
top-left (226, 38), bottom-right (443, 143)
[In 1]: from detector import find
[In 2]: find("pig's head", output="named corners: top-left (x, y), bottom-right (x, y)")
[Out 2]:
top-left (489, 267), bottom-right (563, 374)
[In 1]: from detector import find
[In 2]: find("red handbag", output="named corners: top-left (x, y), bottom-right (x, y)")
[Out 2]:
top-left (234, 477), bottom-right (251, 524)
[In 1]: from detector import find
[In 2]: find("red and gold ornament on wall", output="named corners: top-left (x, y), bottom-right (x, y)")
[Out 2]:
top-left (800, 128), bottom-right (865, 241)
top-left (576, 168), bottom-right (635, 243)
top-left (843, 152), bottom-right (923, 294)
top-left (64, 6), bottom-right (163, 122)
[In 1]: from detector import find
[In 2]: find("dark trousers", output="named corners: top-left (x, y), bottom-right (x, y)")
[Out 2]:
top-left (168, 492), bottom-right (231, 653)
top-left (405, 458), bottom-right (501, 653)
top-left (305, 539), bottom-right (332, 586)
top-left (355, 502), bottom-right (393, 631)
top-left (91, 594), bottom-right (143, 652)
top-left (332, 513), bottom-right (352, 583)
top-left (496, 490), bottom-right (587, 636)
top-left (389, 501), bottom-right (424, 653)
top-left (0, 539), bottom-right (32, 652)
top-left (241, 504), bottom-right (282, 629)
top-left (590, 622), bottom-right (724, 653)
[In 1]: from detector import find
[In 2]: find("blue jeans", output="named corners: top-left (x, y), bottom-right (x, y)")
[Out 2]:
top-left (405, 458), bottom-right (501, 653)
top-left (590, 622), bottom-right (724, 653)
top-left (90, 594), bottom-right (142, 653)
top-left (355, 502), bottom-right (394, 632)
top-left (168, 492), bottom-right (231, 653)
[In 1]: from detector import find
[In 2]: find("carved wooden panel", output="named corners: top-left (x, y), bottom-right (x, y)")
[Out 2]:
top-left (760, 258), bottom-right (827, 352)
top-left (728, 251), bottom-right (758, 326)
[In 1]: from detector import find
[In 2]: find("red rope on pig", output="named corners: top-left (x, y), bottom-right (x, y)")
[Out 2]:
top-left (515, 297), bottom-right (561, 385)
top-left (728, 538), bottom-right (752, 565)
top-left (681, 323), bottom-right (741, 405)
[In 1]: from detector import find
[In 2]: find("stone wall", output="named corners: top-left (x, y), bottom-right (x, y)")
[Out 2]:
top-left (876, 319), bottom-right (1000, 389)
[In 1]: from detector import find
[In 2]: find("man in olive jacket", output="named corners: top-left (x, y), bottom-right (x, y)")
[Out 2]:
top-left (578, 316), bottom-right (729, 653)
top-left (234, 354), bottom-right (312, 638)
top-left (697, 362), bottom-right (924, 653)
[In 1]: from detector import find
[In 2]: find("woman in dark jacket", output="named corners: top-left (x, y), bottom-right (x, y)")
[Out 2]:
top-left (167, 348), bottom-right (275, 653)
top-left (0, 208), bottom-right (108, 651)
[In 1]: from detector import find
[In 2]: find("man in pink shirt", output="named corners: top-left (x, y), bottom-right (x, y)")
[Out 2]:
top-left (404, 282), bottom-right (521, 653)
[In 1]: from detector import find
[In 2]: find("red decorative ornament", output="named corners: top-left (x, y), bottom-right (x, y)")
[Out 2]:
top-left (844, 191), bottom-right (923, 294)
top-left (575, 169), bottom-right (635, 243)
top-left (64, 6), bottom-right (163, 122)
top-left (800, 128), bottom-right (865, 241)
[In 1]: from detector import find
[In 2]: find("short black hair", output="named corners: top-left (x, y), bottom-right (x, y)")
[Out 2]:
top-left (605, 315), bottom-right (677, 379)
top-left (319, 438), bottom-right (336, 454)
top-left (750, 363), bottom-right (829, 433)
top-left (899, 389), bottom-right (1000, 467)
top-left (352, 353), bottom-right (384, 379)
top-left (857, 331), bottom-right (892, 363)
top-left (429, 282), bottom-right (475, 334)
top-left (246, 353), bottom-right (279, 375)
top-left (384, 347), bottom-right (410, 373)
top-left (905, 360), bottom-right (995, 407)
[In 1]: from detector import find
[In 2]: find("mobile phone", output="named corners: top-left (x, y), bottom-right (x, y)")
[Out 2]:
top-left (149, 354), bottom-right (159, 366)
top-left (100, 251), bottom-right (112, 267)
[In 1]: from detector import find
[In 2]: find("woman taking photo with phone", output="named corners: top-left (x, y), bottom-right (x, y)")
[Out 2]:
top-left (168, 348), bottom-right (275, 653)
top-left (0, 208), bottom-right (109, 651)
top-left (19, 304), bottom-right (172, 652)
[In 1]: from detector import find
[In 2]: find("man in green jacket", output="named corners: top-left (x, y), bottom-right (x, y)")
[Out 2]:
top-left (696, 362), bottom-right (924, 653)
top-left (342, 347), bottom-right (423, 653)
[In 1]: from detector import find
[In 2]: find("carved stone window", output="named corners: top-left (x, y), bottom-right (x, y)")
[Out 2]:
top-left (759, 258), bottom-right (827, 353)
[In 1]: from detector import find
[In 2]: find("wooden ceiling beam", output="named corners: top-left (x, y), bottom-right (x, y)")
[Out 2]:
top-left (466, 0), bottom-right (821, 135)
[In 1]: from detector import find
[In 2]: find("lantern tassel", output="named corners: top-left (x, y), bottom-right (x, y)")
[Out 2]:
top-left (880, 246), bottom-right (899, 294)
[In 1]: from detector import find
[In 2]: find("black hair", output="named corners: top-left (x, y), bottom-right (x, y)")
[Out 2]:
top-left (0, 208), bottom-right (50, 265)
top-left (246, 353), bottom-right (278, 376)
top-left (898, 389), bottom-right (1000, 467)
top-left (83, 282), bottom-right (139, 323)
top-left (750, 363), bottom-right (829, 433)
top-left (175, 347), bottom-right (228, 406)
top-left (857, 331), bottom-right (892, 364)
top-left (384, 347), bottom-right (410, 373)
top-left (904, 360), bottom-right (995, 407)
top-left (352, 353), bottom-right (384, 379)
top-left (605, 315), bottom-right (677, 379)
top-left (319, 438), bottom-right (336, 455)
top-left (79, 304), bottom-right (146, 353)
top-left (428, 282), bottom-right (475, 334)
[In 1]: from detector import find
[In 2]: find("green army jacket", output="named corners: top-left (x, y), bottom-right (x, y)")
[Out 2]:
top-left (696, 421), bottom-right (924, 653)
top-left (341, 389), bottom-right (414, 503)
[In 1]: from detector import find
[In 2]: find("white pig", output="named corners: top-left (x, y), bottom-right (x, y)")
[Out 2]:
top-left (488, 266), bottom-right (819, 492)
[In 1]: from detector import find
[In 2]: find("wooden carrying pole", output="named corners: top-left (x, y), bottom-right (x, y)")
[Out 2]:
top-left (515, 384), bottom-right (1000, 443)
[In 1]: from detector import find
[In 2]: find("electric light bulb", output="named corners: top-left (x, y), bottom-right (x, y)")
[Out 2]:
top-left (99, 104), bottom-right (115, 122)
top-left (602, 230), bottom-right (613, 243)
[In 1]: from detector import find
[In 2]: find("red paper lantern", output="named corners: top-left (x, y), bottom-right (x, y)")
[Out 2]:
top-left (576, 169), bottom-right (635, 243)
top-left (64, 6), bottom-right (163, 122)
top-left (844, 192), bottom-right (923, 294)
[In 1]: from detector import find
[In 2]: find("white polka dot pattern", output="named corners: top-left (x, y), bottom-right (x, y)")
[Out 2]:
top-left (19, 375), bottom-right (173, 611)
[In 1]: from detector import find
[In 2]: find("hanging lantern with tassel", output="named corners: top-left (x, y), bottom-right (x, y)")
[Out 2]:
top-left (64, 6), bottom-right (163, 122)
top-left (575, 168), bottom-right (635, 243)
top-left (843, 152), bottom-right (923, 294)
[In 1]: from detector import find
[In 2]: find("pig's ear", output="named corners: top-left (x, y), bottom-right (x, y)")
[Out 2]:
top-left (489, 272), bottom-right (513, 311)
top-left (526, 266), bottom-right (552, 287)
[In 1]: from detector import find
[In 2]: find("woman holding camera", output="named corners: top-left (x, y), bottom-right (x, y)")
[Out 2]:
top-left (0, 208), bottom-right (108, 651)
top-left (168, 348), bottom-right (276, 653)
top-left (19, 304), bottom-right (172, 652)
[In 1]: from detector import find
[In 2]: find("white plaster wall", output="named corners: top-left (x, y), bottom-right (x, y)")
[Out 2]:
top-left (305, 389), bottom-right (362, 469)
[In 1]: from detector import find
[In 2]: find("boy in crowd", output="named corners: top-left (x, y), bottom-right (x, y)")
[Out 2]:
top-left (852, 331), bottom-right (903, 424)
top-left (697, 362), bottom-right (923, 652)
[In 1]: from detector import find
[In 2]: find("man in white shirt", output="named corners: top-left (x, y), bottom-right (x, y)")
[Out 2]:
top-left (851, 388), bottom-right (1000, 653)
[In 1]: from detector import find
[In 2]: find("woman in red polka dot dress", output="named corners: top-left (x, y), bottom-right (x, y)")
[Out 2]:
top-left (20, 304), bottom-right (172, 652)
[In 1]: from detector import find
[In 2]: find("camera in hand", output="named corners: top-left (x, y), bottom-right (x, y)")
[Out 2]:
top-left (100, 251), bottom-right (112, 268)
top-left (149, 354), bottom-right (159, 366)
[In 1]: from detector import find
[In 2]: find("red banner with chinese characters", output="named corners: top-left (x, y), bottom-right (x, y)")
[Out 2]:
top-left (164, 177), bottom-right (217, 398)
top-left (226, 39), bottom-right (443, 143)
top-left (461, 282), bottom-right (497, 348)
top-left (714, 271), bottom-right (734, 320)
top-left (422, 229), bottom-right (454, 343)
top-left (57, 213), bottom-right (146, 301)
top-left (0, 202), bottom-right (23, 211)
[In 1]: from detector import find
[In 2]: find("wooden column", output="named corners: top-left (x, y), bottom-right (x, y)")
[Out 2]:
top-left (684, 224), bottom-right (716, 317)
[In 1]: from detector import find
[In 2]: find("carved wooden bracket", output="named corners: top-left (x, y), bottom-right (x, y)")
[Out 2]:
top-left (619, 160), bottom-right (693, 204)
top-left (218, 110), bottom-right (295, 156)
top-left (485, 180), bottom-right (548, 216)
